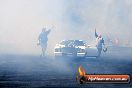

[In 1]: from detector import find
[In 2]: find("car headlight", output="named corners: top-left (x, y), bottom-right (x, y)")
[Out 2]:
top-left (55, 48), bottom-right (61, 52)
top-left (78, 49), bottom-right (85, 53)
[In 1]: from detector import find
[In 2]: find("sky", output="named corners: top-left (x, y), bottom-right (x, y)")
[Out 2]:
top-left (0, 0), bottom-right (132, 55)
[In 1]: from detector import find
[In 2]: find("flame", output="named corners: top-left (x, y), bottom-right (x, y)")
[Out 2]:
top-left (78, 65), bottom-right (86, 76)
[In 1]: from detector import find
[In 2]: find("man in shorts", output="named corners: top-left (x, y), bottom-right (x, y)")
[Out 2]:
top-left (38, 28), bottom-right (51, 57)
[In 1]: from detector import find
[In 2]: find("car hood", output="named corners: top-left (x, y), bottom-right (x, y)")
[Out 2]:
top-left (75, 46), bottom-right (85, 49)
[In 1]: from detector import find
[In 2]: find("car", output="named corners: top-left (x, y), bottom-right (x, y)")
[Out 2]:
top-left (54, 40), bottom-right (98, 58)
top-left (54, 40), bottom-right (85, 57)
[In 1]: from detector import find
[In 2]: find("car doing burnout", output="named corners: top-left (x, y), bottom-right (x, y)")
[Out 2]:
top-left (54, 40), bottom-right (98, 57)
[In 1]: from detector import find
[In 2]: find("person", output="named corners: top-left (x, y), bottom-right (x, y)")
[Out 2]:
top-left (95, 28), bottom-right (105, 57)
top-left (38, 28), bottom-right (51, 57)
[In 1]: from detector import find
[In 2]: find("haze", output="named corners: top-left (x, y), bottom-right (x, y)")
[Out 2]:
top-left (0, 0), bottom-right (132, 55)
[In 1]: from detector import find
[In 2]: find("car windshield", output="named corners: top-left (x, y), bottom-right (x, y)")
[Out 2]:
top-left (74, 40), bottom-right (85, 46)
top-left (60, 40), bottom-right (74, 45)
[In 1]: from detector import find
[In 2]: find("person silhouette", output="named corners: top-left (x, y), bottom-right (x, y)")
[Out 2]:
top-left (38, 28), bottom-right (51, 57)
top-left (95, 28), bottom-right (105, 57)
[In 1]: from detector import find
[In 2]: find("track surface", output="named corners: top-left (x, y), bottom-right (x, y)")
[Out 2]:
top-left (0, 47), bottom-right (132, 88)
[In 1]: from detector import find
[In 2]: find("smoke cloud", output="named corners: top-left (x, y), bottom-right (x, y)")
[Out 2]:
top-left (0, 0), bottom-right (132, 55)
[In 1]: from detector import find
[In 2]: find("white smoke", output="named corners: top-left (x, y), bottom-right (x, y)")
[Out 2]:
top-left (0, 0), bottom-right (132, 55)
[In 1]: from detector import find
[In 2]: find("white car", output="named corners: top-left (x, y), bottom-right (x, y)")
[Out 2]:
top-left (54, 40), bottom-right (98, 58)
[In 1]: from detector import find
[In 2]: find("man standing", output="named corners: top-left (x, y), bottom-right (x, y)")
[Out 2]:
top-left (38, 28), bottom-right (51, 57)
top-left (95, 29), bottom-right (105, 57)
